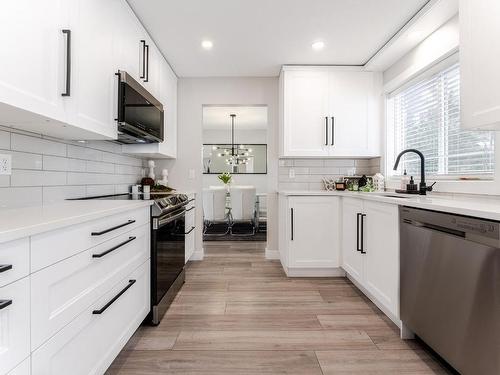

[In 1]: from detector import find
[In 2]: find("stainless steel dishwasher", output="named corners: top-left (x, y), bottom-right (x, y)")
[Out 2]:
top-left (400, 206), bottom-right (499, 375)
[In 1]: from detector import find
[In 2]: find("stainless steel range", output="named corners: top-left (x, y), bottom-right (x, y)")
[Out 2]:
top-left (72, 192), bottom-right (192, 325)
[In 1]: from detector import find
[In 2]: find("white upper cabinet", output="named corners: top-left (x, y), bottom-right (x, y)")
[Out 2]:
top-left (0, 0), bottom-right (177, 150)
top-left (65, 0), bottom-right (120, 140)
top-left (281, 70), bottom-right (330, 156)
top-left (280, 66), bottom-right (381, 157)
top-left (460, 0), bottom-right (500, 130)
top-left (0, 0), bottom-right (68, 129)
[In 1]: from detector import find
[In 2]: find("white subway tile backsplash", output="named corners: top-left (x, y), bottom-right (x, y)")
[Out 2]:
top-left (86, 160), bottom-right (115, 174)
top-left (0, 128), bottom-right (144, 207)
top-left (10, 151), bottom-right (42, 170)
top-left (11, 170), bottom-right (67, 187)
top-left (324, 159), bottom-right (356, 167)
top-left (0, 187), bottom-right (42, 208)
top-left (0, 130), bottom-right (10, 149)
top-left (86, 185), bottom-right (115, 197)
top-left (11, 133), bottom-right (67, 156)
top-left (278, 157), bottom-right (381, 191)
top-left (43, 155), bottom-right (87, 172)
top-left (293, 159), bottom-right (325, 167)
top-left (0, 175), bottom-right (9, 187)
top-left (67, 145), bottom-right (103, 161)
top-left (43, 185), bottom-right (86, 203)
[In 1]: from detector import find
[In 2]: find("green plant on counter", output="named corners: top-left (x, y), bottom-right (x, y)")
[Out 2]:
top-left (217, 172), bottom-right (232, 185)
top-left (360, 181), bottom-right (375, 192)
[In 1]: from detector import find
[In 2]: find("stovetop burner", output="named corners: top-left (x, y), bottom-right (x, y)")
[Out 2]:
top-left (70, 192), bottom-right (190, 217)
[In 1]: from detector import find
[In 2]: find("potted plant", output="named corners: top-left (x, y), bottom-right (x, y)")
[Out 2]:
top-left (218, 172), bottom-right (232, 191)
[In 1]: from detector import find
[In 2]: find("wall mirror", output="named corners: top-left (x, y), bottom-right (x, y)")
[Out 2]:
top-left (202, 105), bottom-right (267, 174)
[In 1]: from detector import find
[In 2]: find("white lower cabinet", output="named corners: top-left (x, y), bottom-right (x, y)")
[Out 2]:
top-left (342, 197), bottom-right (399, 319)
top-left (30, 224), bottom-right (150, 350)
top-left (0, 278), bottom-right (30, 375)
top-left (32, 261), bottom-right (150, 375)
top-left (279, 195), bottom-right (341, 276)
top-left (185, 196), bottom-right (196, 263)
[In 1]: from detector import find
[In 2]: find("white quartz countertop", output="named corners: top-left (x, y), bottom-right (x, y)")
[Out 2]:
top-left (279, 190), bottom-right (500, 221)
top-left (0, 200), bottom-right (153, 244)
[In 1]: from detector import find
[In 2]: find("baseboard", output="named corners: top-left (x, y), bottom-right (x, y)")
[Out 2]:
top-left (189, 248), bottom-right (204, 261)
top-left (345, 272), bottom-right (402, 329)
top-left (265, 248), bottom-right (280, 260)
top-left (285, 267), bottom-right (346, 277)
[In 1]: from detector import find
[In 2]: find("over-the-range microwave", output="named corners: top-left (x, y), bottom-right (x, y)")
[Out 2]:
top-left (115, 70), bottom-right (164, 144)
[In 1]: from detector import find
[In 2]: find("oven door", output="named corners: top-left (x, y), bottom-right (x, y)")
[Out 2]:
top-left (151, 209), bottom-right (186, 309)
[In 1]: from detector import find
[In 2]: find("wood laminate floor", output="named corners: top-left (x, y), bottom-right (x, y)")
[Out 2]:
top-left (107, 241), bottom-right (454, 375)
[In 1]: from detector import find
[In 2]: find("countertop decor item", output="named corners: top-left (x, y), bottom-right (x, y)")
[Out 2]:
top-left (373, 173), bottom-right (385, 192)
top-left (158, 169), bottom-right (169, 187)
top-left (322, 178), bottom-right (336, 191)
top-left (141, 177), bottom-right (155, 187)
top-left (148, 160), bottom-right (156, 180)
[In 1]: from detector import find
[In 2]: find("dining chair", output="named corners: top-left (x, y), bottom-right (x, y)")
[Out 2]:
top-left (229, 186), bottom-right (257, 236)
top-left (202, 187), bottom-right (230, 235)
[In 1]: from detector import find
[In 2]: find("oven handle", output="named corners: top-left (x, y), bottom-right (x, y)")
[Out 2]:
top-left (156, 209), bottom-right (186, 228)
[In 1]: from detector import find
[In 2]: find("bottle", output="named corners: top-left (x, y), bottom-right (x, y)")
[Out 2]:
top-left (407, 176), bottom-right (417, 192)
top-left (401, 169), bottom-right (409, 190)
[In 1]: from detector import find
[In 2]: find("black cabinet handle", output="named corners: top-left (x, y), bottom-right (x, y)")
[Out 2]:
top-left (92, 279), bottom-right (136, 315)
top-left (325, 117), bottom-right (328, 146)
top-left (331, 117), bottom-right (335, 145)
top-left (0, 299), bottom-right (12, 310)
top-left (91, 220), bottom-right (135, 236)
top-left (92, 236), bottom-right (136, 258)
top-left (185, 206), bottom-right (195, 212)
top-left (290, 208), bottom-right (294, 241)
top-left (356, 213), bottom-right (361, 252)
top-left (61, 29), bottom-right (71, 96)
top-left (140, 40), bottom-right (146, 79)
top-left (144, 44), bottom-right (149, 82)
top-left (185, 226), bottom-right (195, 235)
top-left (0, 264), bottom-right (12, 273)
top-left (360, 214), bottom-right (366, 254)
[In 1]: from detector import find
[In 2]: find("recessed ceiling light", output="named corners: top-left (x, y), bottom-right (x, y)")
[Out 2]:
top-left (312, 41), bottom-right (325, 51)
top-left (201, 40), bottom-right (213, 50)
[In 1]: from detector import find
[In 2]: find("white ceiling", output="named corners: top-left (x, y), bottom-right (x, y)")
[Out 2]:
top-left (127, 0), bottom-right (430, 77)
top-left (203, 106), bottom-right (268, 130)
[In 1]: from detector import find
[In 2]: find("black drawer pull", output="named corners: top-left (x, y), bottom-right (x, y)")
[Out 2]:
top-left (61, 29), bottom-right (71, 96)
top-left (91, 220), bottom-right (135, 236)
top-left (140, 40), bottom-right (146, 79)
top-left (0, 264), bottom-right (12, 273)
top-left (185, 206), bottom-right (195, 212)
top-left (92, 237), bottom-right (136, 258)
top-left (0, 299), bottom-right (12, 310)
top-left (92, 279), bottom-right (136, 315)
top-left (185, 226), bottom-right (195, 235)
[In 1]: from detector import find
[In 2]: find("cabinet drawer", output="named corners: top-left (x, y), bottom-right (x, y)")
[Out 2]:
top-left (31, 207), bottom-right (150, 272)
top-left (6, 357), bottom-right (30, 375)
top-left (0, 277), bottom-right (30, 375)
top-left (0, 238), bottom-right (29, 288)
top-left (32, 261), bottom-right (150, 375)
top-left (31, 223), bottom-right (150, 351)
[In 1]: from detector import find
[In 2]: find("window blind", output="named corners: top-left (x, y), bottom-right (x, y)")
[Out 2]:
top-left (388, 62), bottom-right (495, 177)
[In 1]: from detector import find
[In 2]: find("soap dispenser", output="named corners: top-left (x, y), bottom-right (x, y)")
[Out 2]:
top-left (400, 169), bottom-right (409, 190)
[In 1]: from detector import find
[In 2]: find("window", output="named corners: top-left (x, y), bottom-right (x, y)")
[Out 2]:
top-left (387, 62), bottom-right (495, 178)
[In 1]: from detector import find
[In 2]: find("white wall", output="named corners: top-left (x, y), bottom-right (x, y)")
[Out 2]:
top-left (383, 15), bottom-right (459, 92)
top-left (154, 77), bottom-right (279, 258)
